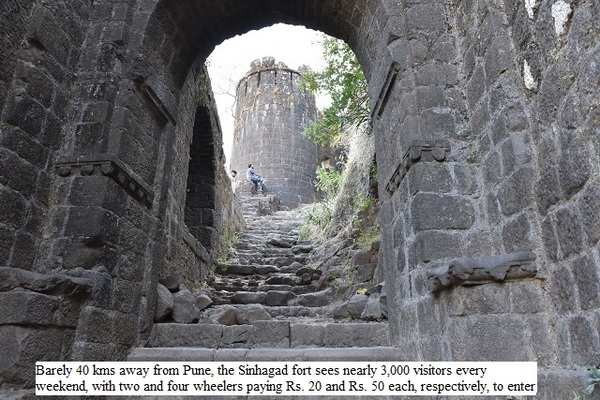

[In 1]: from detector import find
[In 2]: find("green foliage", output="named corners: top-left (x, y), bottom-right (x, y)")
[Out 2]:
top-left (215, 227), bottom-right (240, 264)
top-left (352, 195), bottom-right (379, 250)
top-left (315, 167), bottom-right (343, 197)
top-left (356, 224), bottom-right (380, 251)
top-left (354, 194), bottom-right (375, 214)
top-left (299, 202), bottom-right (334, 241)
top-left (302, 36), bottom-right (369, 148)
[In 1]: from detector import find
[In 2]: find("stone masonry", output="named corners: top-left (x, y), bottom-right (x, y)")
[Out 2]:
top-left (0, 1), bottom-right (599, 398)
top-left (230, 58), bottom-right (319, 207)
top-left (132, 194), bottom-right (392, 379)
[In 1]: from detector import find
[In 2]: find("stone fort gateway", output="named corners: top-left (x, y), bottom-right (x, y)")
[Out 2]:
top-left (0, 0), bottom-right (599, 399)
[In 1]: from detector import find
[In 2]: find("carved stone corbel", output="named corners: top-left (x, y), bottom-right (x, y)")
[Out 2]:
top-left (427, 250), bottom-right (537, 292)
top-left (55, 156), bottom-right (154, 209)
top-left (385, 140), bottom-right (451, 196)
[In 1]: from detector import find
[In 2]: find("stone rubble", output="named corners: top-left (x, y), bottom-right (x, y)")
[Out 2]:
top-left (136, 193), bottom-right (389, 358)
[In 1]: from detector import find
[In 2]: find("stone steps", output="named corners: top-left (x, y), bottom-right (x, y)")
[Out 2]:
top-left (211, 281), bottom-right (319, 295)
top-left (215, 263), bottom-right (282, 276)
top-left (206, 304), bottom-right (327, 319)
top-left (135, 198), bottom-right (393, 384)
top-left (147, 321), bottom-right (390, 349)
top-left (129, 346), bottom-right (401, 361)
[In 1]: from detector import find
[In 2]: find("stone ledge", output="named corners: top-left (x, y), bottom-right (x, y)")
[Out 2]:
top-left (427, 250), bottom-right (537, 292)
top-left (55, 155), bottom-right (154, 208)
top-left (0, 266), bottom-right (93, 296)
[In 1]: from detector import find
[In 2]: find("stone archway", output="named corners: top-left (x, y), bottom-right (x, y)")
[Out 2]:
top-left (43, 0), bottom-right (400, 365)
top-left (1, 0), bottom-right (598, 395)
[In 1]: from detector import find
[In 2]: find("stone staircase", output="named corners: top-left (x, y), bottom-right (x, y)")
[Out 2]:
top-left (129, 193), bottom-right (398, 363)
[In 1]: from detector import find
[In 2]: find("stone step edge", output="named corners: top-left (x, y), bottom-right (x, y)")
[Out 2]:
top-left (129, 346), bottom-right (404, 361)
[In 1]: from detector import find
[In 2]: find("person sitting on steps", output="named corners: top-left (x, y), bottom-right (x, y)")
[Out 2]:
top-left (246, 164), bottom-right (265, 194)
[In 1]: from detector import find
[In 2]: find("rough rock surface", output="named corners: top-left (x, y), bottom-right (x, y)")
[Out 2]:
top-left (0, 1), bottom-right (598, 395)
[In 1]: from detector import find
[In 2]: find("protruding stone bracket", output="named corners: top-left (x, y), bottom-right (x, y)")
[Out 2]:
top-left (55, 156), bottom-right (154, 209)
top-left (372, 62), bottom-right (400, 120)
top-left (427, 251), bottom-right (537, 292)
top-left (0, 266), bottom-right (94, 297)
top-left (135, 76), bottom-right (177, 126)
top-left (385, 141), bottom-right (451, 196)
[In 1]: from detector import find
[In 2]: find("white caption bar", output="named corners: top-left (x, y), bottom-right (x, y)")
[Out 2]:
top-left (36, 361), bottom-right (537, 397)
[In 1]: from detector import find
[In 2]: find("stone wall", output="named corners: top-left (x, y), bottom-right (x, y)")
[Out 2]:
top-left (0, 0), bottom-right (241, 387)
top-left (375, 0), bottom-right (600, 396)
top-left (0, 0), bottom-right (92, 388)
top-left (0, 0), bottom-right (598, 396)
top-left (230, 58), bottom-right (319, 207)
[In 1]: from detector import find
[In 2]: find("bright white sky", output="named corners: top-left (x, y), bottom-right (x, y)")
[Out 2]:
top-left (206, 24), bottom-right (331, 166)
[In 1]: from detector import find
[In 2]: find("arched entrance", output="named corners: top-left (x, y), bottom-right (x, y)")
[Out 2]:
top-left (1, 1), bottom-right (597, 395)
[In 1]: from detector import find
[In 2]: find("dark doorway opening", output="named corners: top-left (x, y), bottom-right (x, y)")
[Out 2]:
top-left (185, 105), bottom-right (217, 248)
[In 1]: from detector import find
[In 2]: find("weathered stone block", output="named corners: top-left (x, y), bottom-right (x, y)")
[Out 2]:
top-left (264, 290), bottom-right (293, 306)
top-left (411, 193), bottom-right (475, 231)
top-left (527, 315), bottom-right (557, 367)
top-left (290, 323), bottom-right (325, 348)
top-left (111, 279), bottom-right (141, 314)
top-left (568, 316), bottom-right (600, 366)
top-left (290, 289), bottom-right (332, 307)
top-left (5, 96), bottom-right (45, 137)
top-left (559, 135), bottom-right (592, 197)
top-left (0, 187), bottom-right (27, 229)
top-left (149, 324), bottom-right (223, 348)
top-left (0, 326), bottom-right (67, 386)
top-left (450, 284), bottom-right (510, 316)
top-left (449, 316), bottom-right (531, 361)
top-left (322, 323), bottom-right (389, 347)
top-left (415, 231), bottom-right (462, 263)
top-left (333, 294), bottom-right (369, 320)
top-left (502, 213), bottom-right (531, 252)
top-left (231, 291), bottom-right (266, 305)
top-left (250, 320), bottom-right (289, 348)
top-left (484, 38), bottom-right (513, 86)
top-left (407, 162), bottom-right (451, 194)
top-left (76, 306), bottom-right (113, 344)
top-left (222, 325), bottom-right (255, 348)
top-left (501, 134), bottom-right (531, 177)
top-left (0, 126), bottom-right (49, 169)
top-left (572, 255), bottom-right (600, 310)
top-left (0, 226), bottom-right (13, 264)
top-left (549, 266), bottom-right (578, 313)
top-left (509, 281), bottom-right (546, 314)
top-left (453, 165), bottom-right (478, 195)
top-left (206, 305), bottom-right (238, 326)
top-left (579, 180), bottom-right (600, 245)
top-left (235, 304), bottom-right (271, 324)
top-left (555, 207), bottom-right (583, 259)
top-left (467, 65), bottom-right (486, 108)
top-left (483, 151), bottom-right (502, 186)
top-left (0, 289), bottom-right (58, 326)
top-left (498, 167), bottom-right (534, 216)
top-left (172, 289), bottom-right (199, 324)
